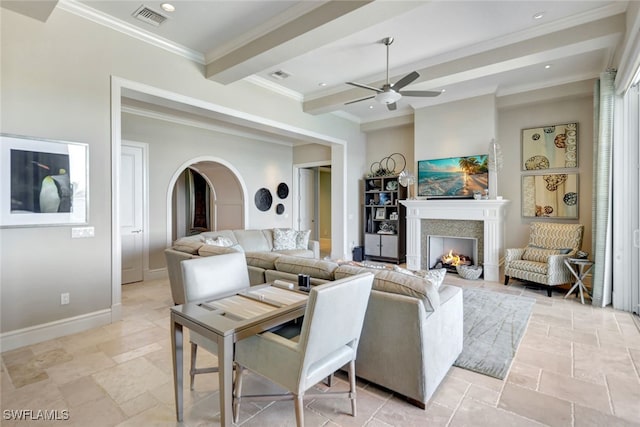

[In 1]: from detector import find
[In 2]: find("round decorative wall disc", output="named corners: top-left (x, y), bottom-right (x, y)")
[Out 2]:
top-left (276, 203), bottom-right (285, 215)
top-left (277, 182), bottom-right (289, 199)
top-left (254, 188), bottom-right (273, 211)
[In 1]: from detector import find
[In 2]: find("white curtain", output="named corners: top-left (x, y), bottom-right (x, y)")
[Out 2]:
top-left (591, 70), bottom-right (616, 307)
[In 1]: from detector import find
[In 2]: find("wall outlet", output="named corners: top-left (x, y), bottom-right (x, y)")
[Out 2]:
top-left (60, 293), bottom-right (70, 305)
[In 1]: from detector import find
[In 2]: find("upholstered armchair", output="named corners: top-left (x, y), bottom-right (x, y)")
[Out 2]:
top-left (504, 222), bottom-right (584, 296)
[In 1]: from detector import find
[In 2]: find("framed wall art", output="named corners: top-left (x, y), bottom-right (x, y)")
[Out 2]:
top-left (1, 134), bottom-right (89, 227)
top-left (521, 173), bottom-right (578, 219)
top-left (521, 122), bottom-right (577, 170)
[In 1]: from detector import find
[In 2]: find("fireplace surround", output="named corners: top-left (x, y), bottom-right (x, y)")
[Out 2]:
top-left (400, 199), bottom-right (510, 282)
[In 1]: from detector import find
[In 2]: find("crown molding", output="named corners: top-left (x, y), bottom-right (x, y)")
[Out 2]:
top-left (57, 0), bottom-right (205, 64)
top-left (243, 75), bottom-right (303, 102)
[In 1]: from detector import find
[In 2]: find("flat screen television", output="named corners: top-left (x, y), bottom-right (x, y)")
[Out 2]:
top-left (417, 154), bottom-right (489, 199)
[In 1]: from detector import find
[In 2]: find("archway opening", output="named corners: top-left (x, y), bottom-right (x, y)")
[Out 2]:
top-left (171, 160), bottom-right (245, 241)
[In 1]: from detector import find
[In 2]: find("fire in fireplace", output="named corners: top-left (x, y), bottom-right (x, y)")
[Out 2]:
top-left (434, 249), bottom-right (473, 272)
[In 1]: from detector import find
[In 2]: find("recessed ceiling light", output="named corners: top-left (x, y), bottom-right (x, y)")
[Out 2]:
top-left (318, 82), bottom-right (327, 87)
top-left (161, 3), bottom-right (175, 12)
top-left (533, 12), bottom-right (545, 20)
top-left (441, 89), bottom-right (446, 93)
top-left (369, 105), bottom-right (374, 109)
top-left (545, 64), bottom-right (552, 69)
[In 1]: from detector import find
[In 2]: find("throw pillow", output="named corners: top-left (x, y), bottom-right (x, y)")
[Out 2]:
top-left (522, 246), bottom-right (561, 263)
top-left (393, 266), bottom-right (447, 290)
top-left (273, 228), bottom-right (298, 250)
top-left (204, 236), bottom-right (234, 247)
top-left (295, 230), bottom-right (311, 250)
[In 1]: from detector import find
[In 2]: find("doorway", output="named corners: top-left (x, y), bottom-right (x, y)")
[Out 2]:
top-left (298, 165), bottom-right (331, 258)
top-left (170, 160), bottom-right (245, 242)
top-left (120, 142), bottom-right (147, 285)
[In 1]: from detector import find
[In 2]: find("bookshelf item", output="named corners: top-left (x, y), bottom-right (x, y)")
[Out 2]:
top-left (363, 175), bottom-right (406, 263)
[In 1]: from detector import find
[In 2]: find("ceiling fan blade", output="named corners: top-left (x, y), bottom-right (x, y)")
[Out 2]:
top-left (392, 71), bottom-right (419, 90)
top-left (399, 90), bottom-right (442, 97)
top-left (345, 95), bottom-right (376, 105)
top-left (346, 81), bottom-right (382, 93)
top-left (387, 102), bottom-right (397, 111)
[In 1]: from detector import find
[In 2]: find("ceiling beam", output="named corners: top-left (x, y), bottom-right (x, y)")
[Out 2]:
top-left (205, 0), bottom-right (424, 84)
top-left (303, 13), bottom-right (625, 115)
top-left (1, 0), bottom-right (58, 22)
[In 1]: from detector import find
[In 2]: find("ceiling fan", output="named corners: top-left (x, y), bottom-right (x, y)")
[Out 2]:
top-left (346, 37), bottom-right (441, 111)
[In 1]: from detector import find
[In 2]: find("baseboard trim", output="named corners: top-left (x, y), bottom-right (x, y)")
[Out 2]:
top-left (0, 309), bottom-right (112, 352)
top-left (144, 267), bottom-right (168, 281)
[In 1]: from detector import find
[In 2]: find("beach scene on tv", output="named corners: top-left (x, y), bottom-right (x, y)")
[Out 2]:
top-left (418, 155), bottom-right (489, 198)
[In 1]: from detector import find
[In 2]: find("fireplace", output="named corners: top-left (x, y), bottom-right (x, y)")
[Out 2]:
top-left (427, 235), bottom-right (478, 272)
top-left (400, 199), bottom-right (509, 282)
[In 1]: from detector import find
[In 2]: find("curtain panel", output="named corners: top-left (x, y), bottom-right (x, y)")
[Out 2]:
top-left (591, 70), bottom-right (616, 307)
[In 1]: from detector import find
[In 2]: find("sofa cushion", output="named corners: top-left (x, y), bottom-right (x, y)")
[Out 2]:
top-left (274, 249), bottom-right (315, 258)
top-left (198, 244), bottom-right (243, 257)
top-left (522, 247), bottom-right (561, 263)
top-left (273, 228), bottom-right (298, 250)
top-left (245, 251), bottom-right (282, 270)
top-left (393, 266), bottom-right (447, 291)
top-left (335, 265), bottom-right (440, 312)
top-left (233, 229), bottom-right (272, 252)
top-left (172, 236), bottom-right (204, 254)
top-left (509, 259), bottom-right (548, 275)
top-left (274, 256), bottom-right (339, 280)
top-left (199, 230), bottom-right (239, 245)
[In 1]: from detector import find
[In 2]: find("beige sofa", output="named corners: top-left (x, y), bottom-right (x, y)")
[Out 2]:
top-left (165, 248), bottom-right (463, 409)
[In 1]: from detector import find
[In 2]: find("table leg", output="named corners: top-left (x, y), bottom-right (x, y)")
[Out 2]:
top-left (218, 335), bottom-right (234, 427)
top-left (171, 316), bottom-right (184, 422)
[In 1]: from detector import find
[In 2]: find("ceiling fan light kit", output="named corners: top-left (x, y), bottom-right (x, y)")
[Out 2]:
top-left (345, 36), bottom-right (441, 110)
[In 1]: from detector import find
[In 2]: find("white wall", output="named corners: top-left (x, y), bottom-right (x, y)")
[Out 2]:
top-left (365, 124), bottom-right (414, 175)
top-left (0, 7), bottom-right (364, 342)
top-left (415, 94), bottom-right (497, 164)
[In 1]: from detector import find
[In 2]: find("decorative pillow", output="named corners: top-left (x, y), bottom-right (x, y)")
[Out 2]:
top-left (522, 247), bottom-right (562, 263)
top-left (204, 236), bottom-right (235, 247)
top-left (295, 230), bottom-right (311, 249)
top-left (393, 266), bottom-right (447, 290)
top-left (273, 228), bottom-right (298, 250)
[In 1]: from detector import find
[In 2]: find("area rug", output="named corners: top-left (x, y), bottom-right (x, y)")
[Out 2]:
top-left (453, 288), bottom-right (536, 380)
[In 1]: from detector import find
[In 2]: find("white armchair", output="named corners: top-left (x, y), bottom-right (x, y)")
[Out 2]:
top-left (232, 272), bottom-right (374, 427)
top-left (504, 222), bottom-right (584, 296)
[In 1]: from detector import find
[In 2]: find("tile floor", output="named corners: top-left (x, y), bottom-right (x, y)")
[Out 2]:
top-left (2, 274), bottom-right (639, 426)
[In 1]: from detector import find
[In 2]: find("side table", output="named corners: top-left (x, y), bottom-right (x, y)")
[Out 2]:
top-left (563, 258), bottom-right (594, 304)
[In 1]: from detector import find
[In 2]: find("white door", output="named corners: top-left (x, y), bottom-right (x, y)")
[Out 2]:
top-left (121, 144), bottom-right (145, 284)
top-left (298, 168), bottom-right (316, 239)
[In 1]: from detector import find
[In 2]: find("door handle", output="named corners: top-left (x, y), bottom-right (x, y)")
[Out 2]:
top-left (132, 229), bottom-right (143, 234)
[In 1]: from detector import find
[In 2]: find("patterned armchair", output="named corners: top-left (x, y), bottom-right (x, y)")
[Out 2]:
top-left (504, 222), bottom-right (584, 296)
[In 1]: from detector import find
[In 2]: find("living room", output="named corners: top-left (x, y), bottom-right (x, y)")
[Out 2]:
top-left (1, 1), bottom-right (640, 425)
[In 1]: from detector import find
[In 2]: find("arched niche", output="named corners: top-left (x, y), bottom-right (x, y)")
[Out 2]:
top-left (168, 158), bottom-right (247, 242)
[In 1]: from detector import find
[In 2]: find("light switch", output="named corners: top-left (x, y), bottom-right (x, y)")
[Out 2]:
top-left (72, 226), bottom-right (95, 238)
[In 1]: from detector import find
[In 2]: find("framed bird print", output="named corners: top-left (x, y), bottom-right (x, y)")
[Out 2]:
top-left (1, 134), bottom-right (88, 227)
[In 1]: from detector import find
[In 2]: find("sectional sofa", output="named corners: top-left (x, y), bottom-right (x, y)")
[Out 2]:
top-left (165, 239), bottom-right (463, 408)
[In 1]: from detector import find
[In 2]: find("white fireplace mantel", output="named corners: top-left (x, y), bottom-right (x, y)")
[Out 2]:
top-left (400, 199), bottom-right (510, 282)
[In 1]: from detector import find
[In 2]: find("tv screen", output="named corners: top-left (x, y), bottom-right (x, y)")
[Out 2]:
top-left (418, 155), bottom-right (489, 199)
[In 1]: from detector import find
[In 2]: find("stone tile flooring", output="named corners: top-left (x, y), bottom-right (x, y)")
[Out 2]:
top-left (2, 274), bottom-right (639, 426)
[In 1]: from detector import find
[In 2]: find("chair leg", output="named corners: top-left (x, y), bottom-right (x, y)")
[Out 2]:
top-left (547, 286), bottom-right (552, 297)
top-left (189, 342), bottom-right (198, 390)
top-left (348, 360), bottom-right (357, 417)
top-left (232, 364), bottom-right (244, 424)
top-left (504, 276), bottom-right (509, 286)
top-left (294, 394), bottom-right (304, 427)
top-left (324, 373), bottom-right (333, 387)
